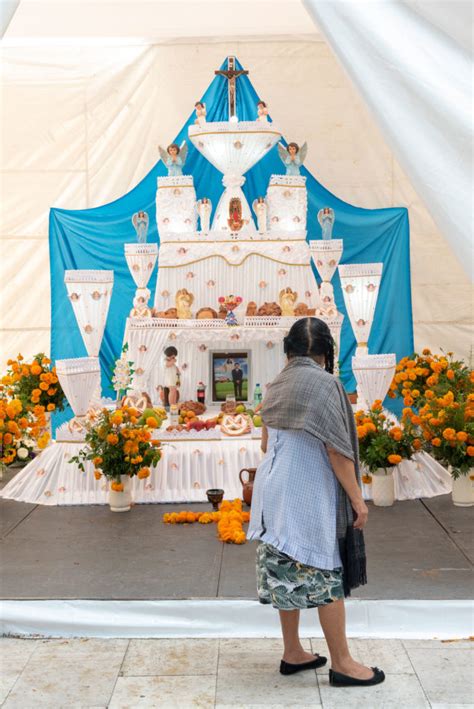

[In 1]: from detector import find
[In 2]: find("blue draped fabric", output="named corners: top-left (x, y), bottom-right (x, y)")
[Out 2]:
top-left (50, 58), bottom-right (412, 427)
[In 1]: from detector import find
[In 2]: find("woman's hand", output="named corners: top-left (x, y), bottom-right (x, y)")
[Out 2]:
top-left (352, 499), bottom-right (369, 529)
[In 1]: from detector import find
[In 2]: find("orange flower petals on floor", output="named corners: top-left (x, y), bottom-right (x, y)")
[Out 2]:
top-left (163, 498), bottom-right (250, 544)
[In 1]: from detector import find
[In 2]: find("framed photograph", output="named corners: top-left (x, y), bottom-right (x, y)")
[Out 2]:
top-left (210, 351), bottom-right (250, 403)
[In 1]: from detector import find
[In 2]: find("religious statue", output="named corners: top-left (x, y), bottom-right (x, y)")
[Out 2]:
top-left (252, 196), bottom-right (267, 233)
top-left (159, 345), bottom-right (180, 407)
top-left (175, 288), bottom-right (194, 319)
top-left (277, 142), bottom-right (307, 176)
top-left (194, 101), bottom-right (207, 126)
top-left (130, 288), bottom-right (153, 317)
top-left (159, 141), bottom-right (188, 177)
top-left (197, 197), bottom-right (212, 233)
top-left (257, 100), bottom-right (268, 122)
top-left (218, 295), bottom-right (243, 326)
top-left (279, 287), bottom-right (298, 316)
top-left (131, 211), bottom-right (149, 243)
top-left (318, 207), bottom-right (335, 240)
top-left (227, 197), bottom-right (245, 232)
top-left (315, 282), bottom-right (338, 318)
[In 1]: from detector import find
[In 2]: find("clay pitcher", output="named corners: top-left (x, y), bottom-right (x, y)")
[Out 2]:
top-left (239, 467), bottom-right (257, 506)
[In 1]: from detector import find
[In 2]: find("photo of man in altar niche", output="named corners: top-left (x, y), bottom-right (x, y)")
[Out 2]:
top-left (211, 351), bottom-right (249, 402)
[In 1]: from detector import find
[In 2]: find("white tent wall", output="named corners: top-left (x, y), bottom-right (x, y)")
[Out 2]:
top-left (1, 41), bottom-right (471, 363)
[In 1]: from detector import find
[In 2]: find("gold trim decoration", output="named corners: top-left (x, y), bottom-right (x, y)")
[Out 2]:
top-left (268, 183), bottom-right (306, 189)
top-left (159, 253), bottom-right (309, 268)
top-left (190, 129), bottom-right (280, 138)
top-left (357, 341), bottom-right (369, 347)
top-left (157, 184), bottom-right (194, 190)
top-left (162, 238), bottom-right (307, 245)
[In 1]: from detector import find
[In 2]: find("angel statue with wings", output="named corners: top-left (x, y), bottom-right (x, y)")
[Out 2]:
top-left (317, 206), bottom-right (335, 240)
top-left (252, 196), bottom-right (267, 234)
top-left (159, 141), bottom-right (188, 177)
top-left (278, 141), bottom-right (307, 176)
top-left (131, 210), bottom-right (149, 244)
top-left (197, 197), bottom-right (212, 233)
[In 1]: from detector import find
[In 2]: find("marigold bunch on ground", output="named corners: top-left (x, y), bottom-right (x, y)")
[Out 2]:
top-left (2, 353), bottom-right (66, 413)
top-left (355, 400), bottom-right (416, 474)
top-left (70, 406), bottom-right (162, 485)
top-left (0, 397), bottom-right (50, 465)
top-left (388, 350), bottom-right (472, 406)
top-left (163, 498), bottom-right (250, 544)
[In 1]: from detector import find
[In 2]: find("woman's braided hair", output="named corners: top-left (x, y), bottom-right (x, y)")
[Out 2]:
top-left (283, 317), bottom-right (335, 374)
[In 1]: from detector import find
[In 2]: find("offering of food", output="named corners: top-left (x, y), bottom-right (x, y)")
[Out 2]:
top-left (138, 407), bottom-right (166, 427)
top-left (220, 401), bottom-right (237, 414)
top-left (220, 413), bottom-right (252, 436)
top-left (179, 400), bottom-right (206, 415)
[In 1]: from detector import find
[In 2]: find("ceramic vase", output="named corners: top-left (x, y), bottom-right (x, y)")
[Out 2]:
top-left (451, 469), bottom-right (474, 507)
top-left (239, 467), bottom-right (257, 506)
top-left (108, 475), bottom-right (132, 512)
top-left (372, 468), bottom-right (395, 507)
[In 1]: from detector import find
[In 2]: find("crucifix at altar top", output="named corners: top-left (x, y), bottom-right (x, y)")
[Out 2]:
top-left (215, 56), bottom-right (249, 119)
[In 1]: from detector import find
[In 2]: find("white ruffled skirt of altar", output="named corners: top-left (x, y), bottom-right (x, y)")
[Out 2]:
top-left (0, 440), bottom-right (261, 506)
top-left (361, 452), bottom-right (452, 501)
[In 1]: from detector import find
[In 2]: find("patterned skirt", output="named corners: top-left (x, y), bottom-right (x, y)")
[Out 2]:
top-left (256, 542), bottom-right (344, 610)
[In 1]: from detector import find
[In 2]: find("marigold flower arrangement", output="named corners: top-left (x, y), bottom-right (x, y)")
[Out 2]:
top-left (70, 406), bottom-right (162, 488)
top-left (355, 400), bottom-right (416, 478)
top-left (0, 397), bottom-right (50, 466)
top-left (163, 498), bottom-right (250, 544)
top-left (388, 349), bottom-right (472, 407)
top-left (408, 390), bottom-right (474, 479)
top-left (2, 354), bottom-right (66, 413)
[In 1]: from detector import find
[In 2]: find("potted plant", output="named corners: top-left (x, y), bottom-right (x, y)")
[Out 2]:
top-left (0, 397), bottom-right (50, 478)
top-left (417, 391), bottom-right (474, 506)
top-left (70, 405), bottom-right (163, 512)
top-left (355, 401), bottom-right (416, 506)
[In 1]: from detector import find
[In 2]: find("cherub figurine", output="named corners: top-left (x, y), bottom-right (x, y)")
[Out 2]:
top-left (130, 288), bottom-right (153, 318)
top-left (131, 210), bottom-right (149, 244)
top-left (159, 345), bottom-right (180, 407)
top-left (252, 196), bottom-right (267, 234)
top-left (317, 207), bottom-right (335, 240)
top-left (175, 288), bottom-right (194, 319)
top-left (197, 197), bottom-right (212, 233)
top-left (277, 142), bottom-right (308, 176)
top-left (194, 101), bottom-right (207, 126)
top-left (257, 100), bottom-right (268, 122)
top-left (315, 282), bottom-right (338, 318)
top-left (279, 287), bottom-right (298, 316)
top-left (159, 141), bottom-right (188, 177)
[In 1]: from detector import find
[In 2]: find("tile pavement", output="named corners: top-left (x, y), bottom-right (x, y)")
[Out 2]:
top-left (1, 636), bottom-right (472, 708)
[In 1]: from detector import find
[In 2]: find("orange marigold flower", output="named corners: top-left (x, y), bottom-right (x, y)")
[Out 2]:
top-left (30, 364), bottom-right (42, 376)
top-left (446, 369), bottom-right (455, 380)
top-left (432, 437), bottom-right (441, 447)
top-left (111, 481), bottom-right (124, 492)
top-left (110, 411), bottom-right (123, 425)
top-left (399, 372), bottom-right (408, 381)
top-left (442, 428), bottom-right (456, 441)
top-left (39, 382), bottom-right (49, 391)
top-left (365, 422), bottom-right (377, 433)
top-left (387, 454), bottom-right (402, 465)
top-left (357, 425), bottom-right (367, 439)
top-left (371, 400), bottom-right (383, 411)
top-left (456, 431), bottom-right (468, 442)
top-left (361, 474), bottom-right (372, 484)
top-left (425, 390), bottom-right (435, 399)
top-left (413, 438), bottom-right (422, 450)
top-left (137, 467), bottom-right (150, 479)
top-left (107, 433), bottom-right (119, 445)
top-left (467, 446), bottom-right (474, 456)
top-left (411, 415), bottom-right (421, 425)
top-left (406, 360), bottom-right (416, 369)
top-left (422, 348), bottom-right (431, 355)
top-left (47, 403), bottom-right (55, 411)
top-left (3, 432), bottom-right (13, 445)
top-left (94, 470), bottom-right (102, 480)
top-left (146, 417), bottom-right (158, 429)
top-left (403, 396), bottom-right (414, 406)
top-left (93, 456), bottom-right (103, 465)
top-left (411, 389), bottom-right (420, 398)
top-left (408, 372), bottom-right (417, 381)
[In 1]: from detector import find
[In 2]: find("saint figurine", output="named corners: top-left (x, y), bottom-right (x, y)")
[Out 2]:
top-left (227, 197), bottom-right (245, 232)
top-left (194, 101), bottom-right (207, 126)
top-left (159, 141), bottom-right (188, 177)
top-left (131, 210), bottom-right (149, 244)
top-left (317, 207), bottom-right (335, 240)
top-left (252, 196), bottom-right (267, 233)
top-left (257, 100), bottom-right (268, 122)
top-left (159, 345), bottom-right (180, 408)
top-left (197, 197), bottom-right (212, 233)
top-left (277, 141), bottom-right (308, 176)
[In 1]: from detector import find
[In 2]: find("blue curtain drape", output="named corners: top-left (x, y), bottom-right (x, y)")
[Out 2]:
top-left (50, 58), bottom-right (413, 426)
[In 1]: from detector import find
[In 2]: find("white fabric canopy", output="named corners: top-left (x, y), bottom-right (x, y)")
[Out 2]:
top-left (303, 0), bottom-right (473, 280)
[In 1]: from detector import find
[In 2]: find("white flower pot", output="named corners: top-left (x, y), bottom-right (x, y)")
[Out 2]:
top-left (451, 471), bottom-right (474, 507)
top-left (372, 468), bottom-right (395, 507)
top-left (108, 475), bottom-right (132, 512)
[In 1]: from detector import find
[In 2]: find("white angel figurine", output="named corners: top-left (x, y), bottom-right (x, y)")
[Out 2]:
top-left (131, 210), bottom-right (149, 244)
top-left (197, 197), bottom-right (212, 233)
top-left (194, 101), bottom-right (207, 126)
top-left (318, 207), bottom-right (335, 240)
top-left (315, 281), bottom-right (338, 318)
top-left (257, 100), bottom-right (268, 122)
top-left (158, 141), bottom-right (188, 177)
top-left (277, 141), bottom-right (308, 176)
top-left (252, 196), bottom-right (267, 234)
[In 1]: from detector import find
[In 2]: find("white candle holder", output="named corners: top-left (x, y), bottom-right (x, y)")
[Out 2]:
top-left (338, 263), bottom-right (383, 356)
top-left (124, 243), bottom-right (158, 314)
top-left (352, 353), bottom-right (396, 410)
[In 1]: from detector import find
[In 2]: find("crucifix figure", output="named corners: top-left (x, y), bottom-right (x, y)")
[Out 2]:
top-left (215, 56), bottom-right (249, 119)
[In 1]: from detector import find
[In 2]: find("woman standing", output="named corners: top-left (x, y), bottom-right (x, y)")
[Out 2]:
top-left (247, 318), bottom-right (384, 687)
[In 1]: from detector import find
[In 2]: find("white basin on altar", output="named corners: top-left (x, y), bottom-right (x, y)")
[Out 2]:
top-left (188, 121), bottom-right (281, 234)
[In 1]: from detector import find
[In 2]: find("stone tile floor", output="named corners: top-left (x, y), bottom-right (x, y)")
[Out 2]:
top-left (1, 636), bottom-right (472, 708)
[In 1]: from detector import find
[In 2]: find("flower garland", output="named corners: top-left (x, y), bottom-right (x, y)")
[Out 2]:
top-left (163, 498), bottom-right (250, 544)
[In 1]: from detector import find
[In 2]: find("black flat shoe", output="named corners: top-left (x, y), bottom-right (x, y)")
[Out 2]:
top-left (329, 666), bottom-right (385, 687)
top-left (280, 654), bottom-right (327, 675)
